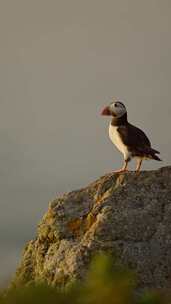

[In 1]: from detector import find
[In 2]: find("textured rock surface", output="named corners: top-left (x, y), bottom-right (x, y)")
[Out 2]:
top-left (13, 167), bottom-right (171, 289)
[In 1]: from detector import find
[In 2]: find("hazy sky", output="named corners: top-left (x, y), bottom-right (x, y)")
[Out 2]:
top-left (0, 0), bottom-right (171, 284)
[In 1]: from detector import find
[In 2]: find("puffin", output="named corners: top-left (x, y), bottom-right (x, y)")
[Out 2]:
top-left (101, 99), bottom-right (161, 173)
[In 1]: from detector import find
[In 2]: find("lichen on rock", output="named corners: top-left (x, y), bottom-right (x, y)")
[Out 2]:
top-left (12, 166), bottom-right (171, 290)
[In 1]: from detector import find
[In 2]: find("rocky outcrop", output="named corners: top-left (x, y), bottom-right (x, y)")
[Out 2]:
top-left (13, 167), bottom-right (171, 289)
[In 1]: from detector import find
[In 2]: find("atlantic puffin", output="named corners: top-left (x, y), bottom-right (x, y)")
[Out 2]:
top-left (101, 99), bottom-right (161, 173)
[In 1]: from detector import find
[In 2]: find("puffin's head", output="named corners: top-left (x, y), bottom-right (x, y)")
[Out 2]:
top-left (101, 99), bottom-right (127, 118)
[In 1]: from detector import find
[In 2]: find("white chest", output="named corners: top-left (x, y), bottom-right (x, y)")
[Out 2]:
top-left (109, 124), bottom-right (130, 159)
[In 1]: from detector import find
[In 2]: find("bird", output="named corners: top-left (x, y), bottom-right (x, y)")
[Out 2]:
top-left (101, 98), bottom-right (161, 173)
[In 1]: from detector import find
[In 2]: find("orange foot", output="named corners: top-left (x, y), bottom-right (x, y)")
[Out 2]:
top-left (113, 168), bottom-right (129, 173)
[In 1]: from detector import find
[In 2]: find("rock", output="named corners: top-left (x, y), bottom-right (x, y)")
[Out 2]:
top-left (12, 167), bottom-right (171, 290)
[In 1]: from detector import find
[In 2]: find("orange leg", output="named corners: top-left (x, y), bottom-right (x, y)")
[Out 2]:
top-left (136, 158), bottom-right (143, 174)
top-left (113, 160), bottom-right (129, 173)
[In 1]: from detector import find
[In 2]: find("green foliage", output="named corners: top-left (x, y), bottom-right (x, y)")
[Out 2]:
top-left (0, 254), bottom-right (170, 304)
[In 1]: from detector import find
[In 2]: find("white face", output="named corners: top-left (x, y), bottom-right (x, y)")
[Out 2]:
top-left (109, 101), bottom-right (127, 118)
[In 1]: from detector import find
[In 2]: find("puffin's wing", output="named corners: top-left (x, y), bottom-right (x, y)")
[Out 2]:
top-left (117, 123), bottom-right (152, 156)
top-left (118, 123), bottom-right (161, 160)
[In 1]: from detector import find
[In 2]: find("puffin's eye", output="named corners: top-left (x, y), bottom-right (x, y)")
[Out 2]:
top-left (115, 103), bottom-right (118, 107)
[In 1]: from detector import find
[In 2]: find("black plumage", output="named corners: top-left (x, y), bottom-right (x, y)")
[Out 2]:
top-left (117, 123), bottom-right (161, 161)
top-left (111, 113), bottom-right (161, 161)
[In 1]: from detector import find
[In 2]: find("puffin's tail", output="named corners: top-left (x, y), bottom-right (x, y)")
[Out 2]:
top-left (152, 154), bottom-right (162, 161)
top-left (150, 148), bottom-right (162, 161)
top-left (138, 147), bottom-right (162, 161)
top-left (151, 148), bottom-right (160, 154)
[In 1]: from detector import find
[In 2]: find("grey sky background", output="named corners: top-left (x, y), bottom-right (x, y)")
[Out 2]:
top-left (0, 0), bottom-right (171, 284)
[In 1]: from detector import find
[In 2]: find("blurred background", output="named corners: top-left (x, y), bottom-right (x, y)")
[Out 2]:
top-left (0, 0), bottom-right (171, 285)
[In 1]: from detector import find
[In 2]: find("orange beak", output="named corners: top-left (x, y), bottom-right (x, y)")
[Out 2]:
top-left (101, 106), bottom-right (111, 116)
